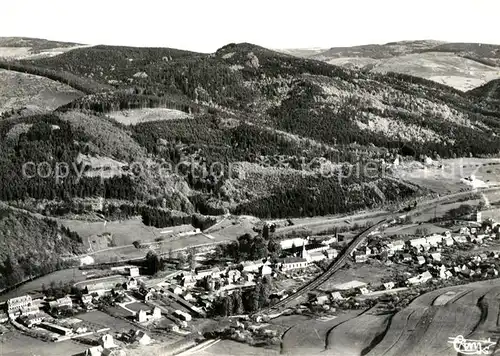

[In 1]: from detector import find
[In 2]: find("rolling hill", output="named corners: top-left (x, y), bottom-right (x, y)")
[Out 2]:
top-left (0, 36), bottom-right (87, 60)
top-left (0, 40), bottom-right (499, 280)
top-left (282, 40), bottom-right (500, 91)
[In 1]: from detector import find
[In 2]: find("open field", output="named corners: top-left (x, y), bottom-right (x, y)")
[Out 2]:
top-left (196, 339), bottom-right (279, 356)
top-left (0, 330), bottom-right (86, 356)
top-left (0, 69), bottom-right (83, 114)
top-left (317, 261), bottom-right (410, 292)
top-left (0, 268), bottom-right (86, 302)
top-left (394, 158), bottom-right (500, 195)
top-left (76, 310), bottom-right (132, 332)
top-left (126, 301), bottom-right (151, 313)
top-left (326, 308), bottom-right (391, 356)
top-left (57, 216), bottom-right (195, 249)
top-left (381, 222), bottom-right (449, 238)
top-left (371, 52), bottom-right (500, 91)
top-left (108, 108), bottom-right (193, 125)
top-left (365, 279), bottom-right (500, 356)
top-left (276, 311), bottom-right (363, 355)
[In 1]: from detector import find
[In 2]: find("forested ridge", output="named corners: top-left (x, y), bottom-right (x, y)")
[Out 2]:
top-left (0, 41), bottom-right (499, 222)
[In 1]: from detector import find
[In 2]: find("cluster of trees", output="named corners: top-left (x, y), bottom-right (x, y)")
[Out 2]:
top-left (233, 175), bottom-right (418, 219)
top-left (0, 211), bottom-right (81, 291)
top-left (0, 115), bottom-right (139, 202)
top-left (213, 230), bottom-right (282, 263)
top-left (210, 276), bottom-right (273, 316)
top-left (58, 92), bottom-right (198, 115)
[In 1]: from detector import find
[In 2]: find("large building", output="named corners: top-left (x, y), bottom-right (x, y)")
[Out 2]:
top-left (7, 295), bottom-right (33, 316)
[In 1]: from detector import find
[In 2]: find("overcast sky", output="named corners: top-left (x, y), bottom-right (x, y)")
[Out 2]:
top-left (1, 0), bottom-right (499, 53)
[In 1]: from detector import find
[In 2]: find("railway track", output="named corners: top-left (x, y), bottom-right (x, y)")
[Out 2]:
top-left (259, 218), bottom-right (389, 314)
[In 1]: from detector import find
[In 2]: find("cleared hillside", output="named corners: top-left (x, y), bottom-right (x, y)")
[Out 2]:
top-left (0, 36), bottom-right (86, 60)
top-left (307, 41), bottom-right (500, 90)
top-left (0, 69), bottom-right (83, 114)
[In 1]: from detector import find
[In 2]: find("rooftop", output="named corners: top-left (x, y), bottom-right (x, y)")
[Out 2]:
top-left (332, 280), bottom-right (367, 290)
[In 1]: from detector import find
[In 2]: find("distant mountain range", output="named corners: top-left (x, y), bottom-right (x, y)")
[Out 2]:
top-left (278, 40), bottom-right (500, 91)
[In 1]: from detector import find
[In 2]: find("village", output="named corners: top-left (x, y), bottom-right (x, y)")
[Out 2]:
top-left (1, 205), bottom-right (500, 355)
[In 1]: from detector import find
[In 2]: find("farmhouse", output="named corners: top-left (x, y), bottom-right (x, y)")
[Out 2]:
top-left (227, 269), bottom-right (241, 283)
top-left (49, 296), bottom-right (73, 311)
top-left (442, 237), bottom-right (454, 246)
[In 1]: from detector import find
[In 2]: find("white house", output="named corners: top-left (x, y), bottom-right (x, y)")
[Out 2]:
top-left (126, 278), bottom-right (139, 290)
top-left (7, 295), bottom-right (33, 316)
top-left (227, 269), bottom-right (241, 283)
top-left (315, 295), bottom-right (330, 305)
top-left (453, 235), bottom-right (468, 244)
top-left (331, 292), bottom-right (344, 301)
top-left (182, 275), bottom-right (197, 289)
top-left (407, 271), bottom-right (433, 286)
top-left (388, 240), bottom-right (405, 251)
top-left (308, 251), bottom-right (327, 262)
top-left (128, 267), bottom-right (140, 277)
top-left (416, 256), bottom-right (426, 265)
top-left (410, 238), bottom-right (429, 251)
top-left (383, 282), bottom-right (395, 290)
top-left (240, 260), bottom-right (263, 273)
top-left (326, 249), bottom-right (338, 259)
top-left (281, 257), bottom-right (309, 271)
top-left (442, 237), bottom-right (454, 246)
top-left (49, 296), bottom-right (73, 311)
top-left (170, 286), bottom-right (184, 295)
top-left (80, 255), bottom-right (95, 266)
top-left (359, 287), bottom-right (371, 295)
top-left (132, 330), bottom-right (151, 346)
top-left (173, 310), bottom-right (192, 322)
top-left (425, 234), bottom-right (443, 247)
top-left (355, 255), bottom-right (368, 263)
top-left (430, 253), bottom-right (441, 262)
top-left (196, 267), bottom-right (221, 280)
top-left (280, 237), bottom-right (308, 250)
top-left (260, 265), bottom-right (273, 276)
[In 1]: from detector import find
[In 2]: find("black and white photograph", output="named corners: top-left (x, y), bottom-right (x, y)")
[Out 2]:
top-left (1, 1), bottom-right (500, 355)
